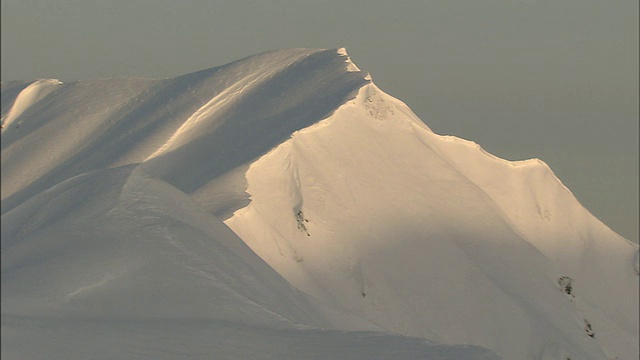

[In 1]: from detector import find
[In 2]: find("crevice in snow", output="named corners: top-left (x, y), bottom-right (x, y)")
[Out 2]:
top-left (558, 276), bottom-right (575, 300)
top-left (583, 319), bottom-right (595, 338)
top-left (295, 209), bottom-right (310, 236)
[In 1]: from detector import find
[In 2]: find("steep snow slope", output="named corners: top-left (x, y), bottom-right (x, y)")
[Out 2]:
top-left (2, 48), bottom-right (637, 359)
top-left (225, 82), bottom-right (639, 359)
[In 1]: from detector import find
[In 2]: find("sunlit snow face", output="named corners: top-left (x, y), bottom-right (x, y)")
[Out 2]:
top-left (2, 0), bottom-right (636, 242)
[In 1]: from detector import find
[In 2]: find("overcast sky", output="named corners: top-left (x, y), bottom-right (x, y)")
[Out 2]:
top-left (2, 0), bottom-right (638, 241)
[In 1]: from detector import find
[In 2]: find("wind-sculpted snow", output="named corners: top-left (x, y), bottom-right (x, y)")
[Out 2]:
top-left (1, 49), bottom-right (368, 218)
top-left (2, 48), bottom-right (637, 359)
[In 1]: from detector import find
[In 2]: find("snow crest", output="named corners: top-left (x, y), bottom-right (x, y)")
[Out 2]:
top-left (1, 79), bottom-right (62, 129)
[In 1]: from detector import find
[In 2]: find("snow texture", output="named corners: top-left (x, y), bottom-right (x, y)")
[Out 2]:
top-left (2, 48), bottom-right (637, 360)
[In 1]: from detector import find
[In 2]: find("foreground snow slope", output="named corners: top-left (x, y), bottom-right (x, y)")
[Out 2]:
top-left (2, 48), bottom-right (637, 359)
top-left (2, 166), bottom-right (497, 359)
top-left (2, 318), bottom-right (498, 360)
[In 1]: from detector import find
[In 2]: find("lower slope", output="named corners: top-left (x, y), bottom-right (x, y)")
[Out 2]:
top-left (2, 166), bottom-right (341, 326)
top-left (1, 316), bottom-right (498, 360)
top-left (1, 165), bottom-right (499, 360)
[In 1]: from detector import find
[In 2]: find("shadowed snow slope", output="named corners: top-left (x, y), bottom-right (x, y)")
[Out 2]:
top-left (2, 48), bottom-right (637, 359)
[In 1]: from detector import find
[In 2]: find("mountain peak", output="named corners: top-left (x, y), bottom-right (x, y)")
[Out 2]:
top-left (2, 48), bottom-right (637, 360)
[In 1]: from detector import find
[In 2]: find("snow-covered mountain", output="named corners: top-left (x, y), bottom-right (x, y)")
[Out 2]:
top-left (2, 48), bottom-right (637, 360)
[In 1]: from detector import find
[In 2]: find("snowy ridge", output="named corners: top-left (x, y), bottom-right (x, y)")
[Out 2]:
top-left (1, 48), bottom-right (368, 216)
top-left (2, 48), bottom-right (637, 359)
top-left (144, 49), bottom-right (323, 161)
top-left (1, 79), bottom-right (62, 129)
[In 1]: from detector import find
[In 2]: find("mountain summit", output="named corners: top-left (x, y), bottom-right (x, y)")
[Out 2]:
top-left (2, 48), bottom-right (637, 360)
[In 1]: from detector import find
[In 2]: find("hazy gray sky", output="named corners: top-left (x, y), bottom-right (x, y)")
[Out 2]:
top-left (2, 0), bottom-right (638, 241)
